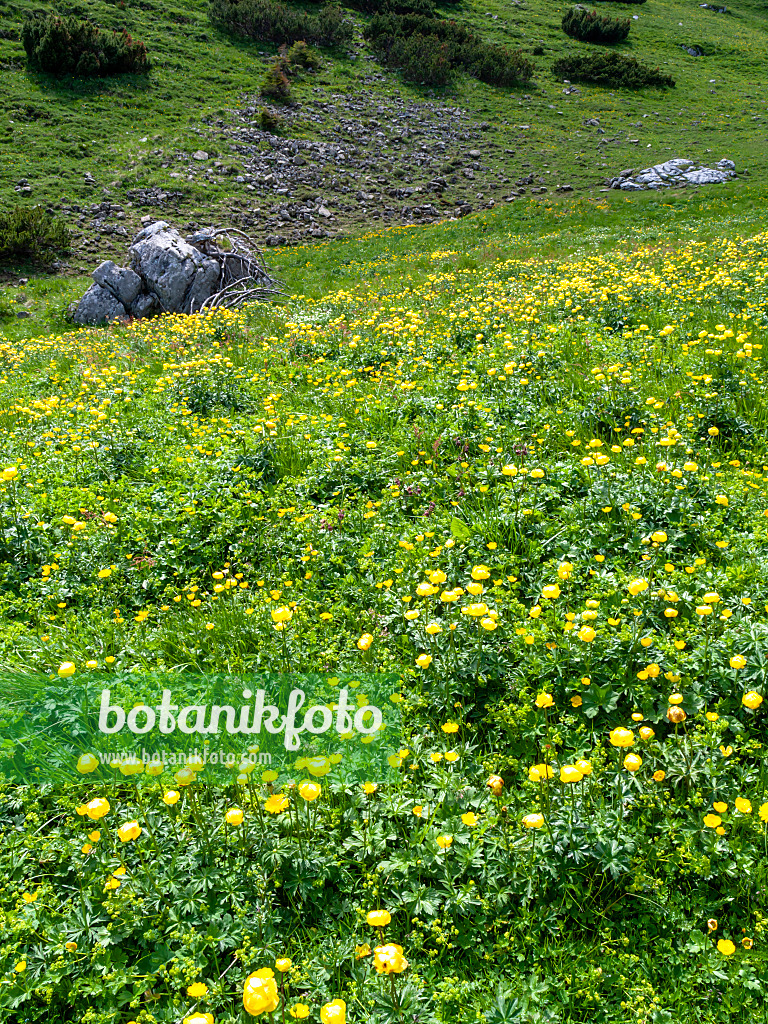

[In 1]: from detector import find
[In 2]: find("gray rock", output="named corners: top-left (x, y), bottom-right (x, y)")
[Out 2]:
top-left (73, 283), bottom-right (128, 325)
top-left (192, 150), bottom-right (209, 161)
top-left (93, 260), bottom-right (143, 308)
top-left (130, 292), bottom-right (160, 318)
top-left (129, 222), bottom-right (220, 312)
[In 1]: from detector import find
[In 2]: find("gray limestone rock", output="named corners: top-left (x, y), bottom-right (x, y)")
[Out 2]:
top-left (73, 283), bottom-right (128, 325)
top-left (92, 260), bottom-right (143, 308)
top-left (129, 222), bottom-right (221, 313)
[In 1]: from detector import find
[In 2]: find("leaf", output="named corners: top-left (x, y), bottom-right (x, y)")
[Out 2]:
top-left (450, 516), bottom-right (471, 541)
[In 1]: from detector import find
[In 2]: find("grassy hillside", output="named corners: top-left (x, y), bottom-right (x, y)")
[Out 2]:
top-left (0, 0), bottom-right (767, 269)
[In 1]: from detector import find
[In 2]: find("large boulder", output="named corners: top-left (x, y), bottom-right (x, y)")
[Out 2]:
top-left (73, 284), bottom-right (128, 325)
top-left (129, 222), bottom-right (221, 313)
top-left (92, 260), bottom-right (143, 308)
top-left (608, 158), bottom-right (737, 191)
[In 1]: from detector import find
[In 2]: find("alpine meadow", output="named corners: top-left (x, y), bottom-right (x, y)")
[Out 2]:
top-left (1, 0), bottom-right (768, 1020)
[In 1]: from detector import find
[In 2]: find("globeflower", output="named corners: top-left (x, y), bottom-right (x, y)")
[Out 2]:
top-left (623, 754), bottom-right (642, 772)
top-left (289, 1005), bottom-right (310, 1019)
top-left (187, 982), bottom-right (209, 998)
top-left (58, 662), bottom-right (76, 678)
top-left (577, 625), bottom-right (596, 643)
top-left (373, 944), bottom-right (409, 974)
top-left (730, 655), bottom-right (747, 670)
top-left (522, 813), bottom-right (544, 829)
top-left (735, 798), bottom-right (752, 814)
top-left (225, 807), bottom-right (244, 826)
top-left (357, 633), bottom-right (373, 651)
top-left (320, 1000), bottom-right (346, 1024)
top-left (717, 939), bottom-right (736, 956)
top-left (117, 821), bottom-right (142, 842)
top-left (85, 797), bottom-right (110, 820)
top-left (609, 728), bottom-right (634, 748)
top-left (535, 692), bottom-right (554, 709)
top-left (742, 692), bottom-right (763, 710)
top-left (415, 654), bottom-right (432, 669)
top-left (627, 578), bottom-right (648, 596)
top-left (298, 781), bottom-right (321, 802)
top-left (243, 969), bottom-right (279, 1016)
top-left (275, 958), bottom-right (292, 973)
top-left (76, 753), bottom-right (99, 774)
top-left (560, 765), bottom-right (583, 784)
top-left (441, 721), bottom-right (459, 733)
top-left (366, 909), bottom-right (391, 927)
top-left (486, 774), bottom-right (503, 796)
top-left (541, 584), bottom-right (560, 600)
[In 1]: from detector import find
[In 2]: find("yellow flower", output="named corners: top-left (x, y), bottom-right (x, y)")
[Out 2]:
top-left (730, 655), bottom-right (747, 670)
top-left (522, 813), bottom-right (544, 829)
top-left (609, 728), bottom-right (634, 748)
top-left (436, 834), bottom-right (453, 849)
top-left (373, 944), bottom-right (409, 974)
top-left (76, 753), bottom-right (99, 774)
top-left (486, 774), bottom-right (503, 796)
top-left (742, 937), bottom-right (754, 950)
top-left (65, 941), bottom-right (78, 952)
top-left (462, 811), bottom-right (479, 826)
top-left (703, 814), bottom-right (722, 828)
top-left (627, 578), bottom-right (649, 596)
top-left (742, 692), bottom-right (763, 710)
top-left (651, 531), bottom-right (667, 543)
top-left (713, 802), bottom-right (728, 813)
top-left (357, 633), bottom-right (373, 651)
top-left (362, 781), bottom-right (378, 795)
top-left (735, 797), bottom-right (752, 814)
top-left (717, 939), bottom-right (736, 956)
top-left (719, 745), bottom-right (733, 757)
top-left (471, 565), bottom-right (490, 580)
top-left (415, 653), bottom-right (432, 669)
top-left (575, 759), bottom-right (592, 775)
top-left (163, 790), bottom-right (180, 805)
top-left (264, 794), bottom-right (289, 814)
top-left (570, 695), bottom-right (583, 708)
top-left (715, 495), bottom-right (728, 506)
top-left (320, 999), bottom-right (346, 1024)
top-left (275, 958), bottom-right (292, 973)
top-left (412, 805), bottom-right (423, 817)
top-left (14, 961), bottom-right (26, 973)
top-left (58, 661), bottom-right (76, 678)
top-left (355, 944), bottom-right (372, 959)
top-left (366, 909), bottom-right (391, 927)
top-left (759, 803), bottom-right (768, 823)
top-left (117, 820), bottom-right (142, 842)
top-left (187, 982), bottom-right (209, 998)
top-left (298, 781), bottom-right (321, 802)
top-left (560, 765), bottom-right (583, 784)
top-left (653, 770), bottom-right (666, 782)
top-left (225, 807), bottom-right (244, 826)
top-left (541, 584), bottom-right (560, 600)
top-left (535, 692), bottom-right (554, 709)
top-left (557, 562), bottom-right (573, 580)
top-left (441, 721), bottom-right (459, 733)
top-left (85, 797), bottom-right (110, 820)
top-left (577, 625), bottom-right (596, 642)
top-left (289, 1005), bottom-right (310, 1019)
top-left (623, 754), bottom-right (642, 772)
top-left (243, 968), bottom-right (279, 1016)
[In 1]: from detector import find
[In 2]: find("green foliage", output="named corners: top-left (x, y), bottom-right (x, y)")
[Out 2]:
top-left (0, 205), bottom-right (71, 268)
top-left (286, 39), bottom-right (322, 70)
top-left (257, 105), bottom-right (285, 131)
top-left (209, 0), bottom-right (353, 48)
top-left (561, 6), bottom-right (631, 44)
top-left (261, 58), bottom-right (293, 101)
top-left (364, 14), bottom-right (534, 86)
top-left (21, 10), bottom-right (150, 76)
top-left (553, 49), bottom-right (675, 87)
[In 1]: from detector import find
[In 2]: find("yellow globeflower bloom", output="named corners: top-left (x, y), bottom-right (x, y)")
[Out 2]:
top-left (735, 798), bottom-right (752, 814)
top-left (730, 655), bottom-right (746, 670)
top-left (577, 625), bottom-right (596, 642)
top-left (357, 633), bottom-right (373, 650)
top-left (275, 958), bottom-right (293, 973)
top-left (415, 654), bottom-right (432, 669)
top-left (627, 578), bottom-right (648, 596)
top-left (298, 781), bottom-right (321, 802)
top-left (436, 834), bottom-right (453, 849)
top-left (163, 790), bottom-right (180, 805)
top-left (560, 765), bottom-right (583, 784)
top-left (117, 821), bottom-right (142, 842)
top-left (58, 662), bottom-right (76, 678)
top-left (703, 814), bottom-right (722, 828)
top-left (717, 940), bottom-right (736, 956)
top-left (366, 909), bottom-right (391, 927)
top-left (373, 944), bottom-right (409, 974)
top-left (535, 692), bottom-right (554, 709)
top-left (264, 794), bottom-right (289, 814)
top-left (541, 584), bottom-right (560, 600)
top-left (85, 797), bottom-right (110, 820)
top-left (243, 969), bottom-right (279, 1016)
top-left (320, 1000), bottom-right (346, 1024)
top-left (609, 728), bottom-right (634, 748)
top-left (76, 753), bottom-right (99, 774)
top-left (522, 813), bottom-right (544, 829)
top-left (742, 692), bottom-right (763, 710)
top-left (623, 754), bottom-right (642, 772)
top-left (225, 807), bottom-right (244, 826)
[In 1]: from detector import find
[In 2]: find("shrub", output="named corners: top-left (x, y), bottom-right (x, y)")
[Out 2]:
top-left (553, 49), bottom-right (675, 87)
top-left (261, 60), bottom-right (293, 101)
top-left (0, 205), bottom-right (72, 268)
top-left (365, 13), bottom-right (533, 86)
top-left (209, 0), bottom-right (352, 48)
top-left (257, 106), bottom-right (284, 131)
top-left (21, 11), bottom-right (150, 76)
top-left (286, 39), bottom-right (322, 69)
top-left (344, 0), bottom-right (437, 15)
top-left (561, 6), bottom-right (630, 44)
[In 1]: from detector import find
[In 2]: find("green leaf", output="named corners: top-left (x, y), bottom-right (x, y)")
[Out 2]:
top-left (450, 516), bottom-right (471, 541)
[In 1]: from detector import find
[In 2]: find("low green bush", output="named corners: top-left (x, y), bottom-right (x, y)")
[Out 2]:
top-left (261, 60), bottom-right (293, 101)
top-left (286, 39), bottom-right (322, 69)
top-left (365, 13), bottom-right (533, 86)
top-left (209, 0), bottom-right (353, 48)
top-left (553, 49), bottom-right (675, 87)
top-left (21, 11), bottom-right (150, 76)
top-left (0, 205), bottom-right (72, 268)
top-left (561, 6), bottom-right (630, 44)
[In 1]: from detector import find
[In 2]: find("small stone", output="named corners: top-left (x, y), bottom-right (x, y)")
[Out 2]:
top-left (192, 150), bottom-right (209, 161)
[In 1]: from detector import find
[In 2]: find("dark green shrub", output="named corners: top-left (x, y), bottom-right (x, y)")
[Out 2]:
top-left (561, 7), bottom-right (630, 44)
top-left (344, 0), bottom-right (436, 15)
top-left (257, 106), bottom-right (284, 131)
top-left (462, 41), bottom-right (534, 86)
top-left (21, 11), bottom-right (150, 76)
top-left (209, 0), bottom-right (352, 47)
top-left (365, 13), bottom-right (533, 86)
top-left (0, 205), bottom-right (72, 268)
top-left (552, 49), bottom-right (675, 87)
top-left (286, 39), bottom-right (322, 69)
top-left (261, 59), bottom-right (293, 101)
